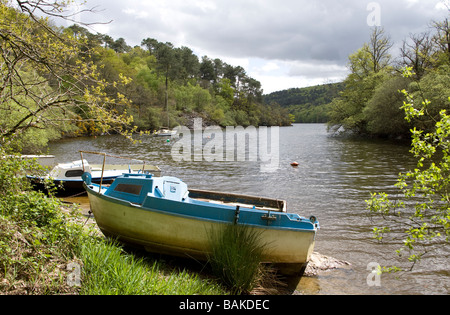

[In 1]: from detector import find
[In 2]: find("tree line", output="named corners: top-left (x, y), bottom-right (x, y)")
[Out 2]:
top-left (328, 20), bottom-right (450, 139)
top-left (0, 1), bottom-right (291, 153)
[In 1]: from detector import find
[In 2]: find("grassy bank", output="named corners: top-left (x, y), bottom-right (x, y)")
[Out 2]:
top-left (0, 194), bottom-right (227, 295)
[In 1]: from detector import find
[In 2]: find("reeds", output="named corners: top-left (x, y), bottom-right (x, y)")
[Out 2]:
top-left (207, 224), bottom-right (267, 294)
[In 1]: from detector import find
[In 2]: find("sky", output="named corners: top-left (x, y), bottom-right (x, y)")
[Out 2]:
top-left (70, 0), bottom-right (449, 94)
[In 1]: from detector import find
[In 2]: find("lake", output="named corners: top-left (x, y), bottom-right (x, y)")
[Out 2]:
top-left (47, 124), bottom-right (449, 295)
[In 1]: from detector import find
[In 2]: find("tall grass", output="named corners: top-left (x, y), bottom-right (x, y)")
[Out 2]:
top-left (208, 224), bottom-right (267, 294)
top-left (79, 239), bottom-right (226, 295)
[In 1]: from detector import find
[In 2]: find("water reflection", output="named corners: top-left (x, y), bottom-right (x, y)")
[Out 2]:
top-left (47, 124), bottom-right (449, 294)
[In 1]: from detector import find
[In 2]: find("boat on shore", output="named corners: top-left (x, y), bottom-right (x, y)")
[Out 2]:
top-left (83, 172), bottom-right (319, 282)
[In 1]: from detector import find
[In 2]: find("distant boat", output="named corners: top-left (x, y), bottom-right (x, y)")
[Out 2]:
top-left (28, 159), bottom-right (160, 195)
top-left (83, 172), bottom-right (319, 282)
top-left (154, 128), bottom-right (177, 137)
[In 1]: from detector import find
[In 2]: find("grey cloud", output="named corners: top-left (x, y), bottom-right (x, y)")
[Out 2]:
top-left (78, 0), bottom-right (448, 91)
top-left (83, 0), bottom-right (447, 63)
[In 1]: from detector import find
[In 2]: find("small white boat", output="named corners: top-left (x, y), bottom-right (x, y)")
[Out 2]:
top-left (154, 128), bottom-right (177, 137)
top-left (28, 159), bottom-right (160, 195)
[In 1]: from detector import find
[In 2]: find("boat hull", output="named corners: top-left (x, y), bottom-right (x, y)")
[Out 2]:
top-left (86, 184), bottom-right (316, 276)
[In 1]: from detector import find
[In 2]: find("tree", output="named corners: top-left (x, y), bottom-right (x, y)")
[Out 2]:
top-left (366, 68), bottom-right (450, 271)
top-left (328, 28), bottom-right (393, 135)
top-left (432, 18), bottom-right (450, 65)
top-left (154, 42), bottom-right (179, 127)
top-left (141, 38), bottom-right (159, 55)
top-left (110, 37), bottom-right (131, 54)
top-left (328, 54), bottom-right (389, 134)
top-left (199, 56), bottom-right (215, 84)
top-left (368, 27), bottom-right (393, 73)
top-left (400, 32), bottom-right (435, 79)
top-left (176, 46), bottom-right (199, 81)
top-left (102, 34), bottom-right (115, 49)
top-left (0, 1), bottom-right (134, 150)
top-left (363, 75), bottom-right (412, 138)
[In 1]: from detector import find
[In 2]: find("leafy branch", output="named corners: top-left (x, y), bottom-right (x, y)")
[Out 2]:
top-left (366, 67), bottom-right (450, 272)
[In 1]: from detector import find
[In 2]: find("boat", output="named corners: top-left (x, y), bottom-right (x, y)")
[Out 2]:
top-left (154, 128), bottom-right (178, 137)
top-left (28, 158), bottom-right (161, 195)
top-left (83, 172), bottom-right (319, 282)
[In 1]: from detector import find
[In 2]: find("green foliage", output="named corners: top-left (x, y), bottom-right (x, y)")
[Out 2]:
top-left (87, 35), bottom-right (292, 130)
top-left (208, 224), bottom-right (267, 294)
top-left (0, 2), bottom-right (135, 152)
top-left (363, 76), bottom-right (412, 137)
top-left (366, 76), bottom-right (450, 271)
top-left (264, 83), bottom-right (344, 107)
top-left (0, 149), bottom-right (87, 294)
top-left (328, 62), bottom-right (392, 135)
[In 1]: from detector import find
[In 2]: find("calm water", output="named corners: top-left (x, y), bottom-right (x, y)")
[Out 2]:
top-left (47, 124), bottom-right (449, 295)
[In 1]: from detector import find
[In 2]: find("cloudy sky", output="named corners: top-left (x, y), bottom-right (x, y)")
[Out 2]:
top-left (73, 0), bottom-right (449, 94)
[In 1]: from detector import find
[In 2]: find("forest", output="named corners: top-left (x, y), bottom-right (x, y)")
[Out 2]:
top-left (0, 2), bottom-right (292, 153)
top-left (263, 82), bottom-right (344, 123)
top-left (89, 31), bottom-right (293, 129)
top-left (327, 21), bottom-right (450, 139)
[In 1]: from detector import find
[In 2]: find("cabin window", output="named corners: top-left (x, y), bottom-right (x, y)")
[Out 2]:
top-left (65, 170), bottom-right (84, 178)
top-left (114, 183), bottom-right (142, 195)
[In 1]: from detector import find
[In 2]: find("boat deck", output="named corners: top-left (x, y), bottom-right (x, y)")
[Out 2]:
top-left (188, 189), bottom-right (286, 212)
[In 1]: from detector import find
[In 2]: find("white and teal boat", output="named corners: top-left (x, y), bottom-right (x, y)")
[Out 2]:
top-left (83, 172), bottom-right (319, 279)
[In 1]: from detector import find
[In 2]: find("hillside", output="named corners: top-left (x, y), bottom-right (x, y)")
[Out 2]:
top-left (263, 82), bottom-right (344, 107)
top-left (263, 83), bottom-right (344, 123)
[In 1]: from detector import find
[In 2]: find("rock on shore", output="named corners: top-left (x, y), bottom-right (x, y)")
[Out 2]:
top-left (304, 252), bottom-right (351, 276)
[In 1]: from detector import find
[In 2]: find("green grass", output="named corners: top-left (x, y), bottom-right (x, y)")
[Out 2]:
top-left (79, 239), bottom-right (226, 295)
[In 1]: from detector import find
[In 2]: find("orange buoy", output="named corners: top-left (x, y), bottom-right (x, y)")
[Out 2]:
top-left (291, 162), bottom-right (299, 167)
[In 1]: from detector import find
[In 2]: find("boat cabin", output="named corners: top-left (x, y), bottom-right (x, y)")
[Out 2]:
top-left (104, 174), bottom-right (188, 205)
top-left (49, 160), bottom-right (91, 180)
